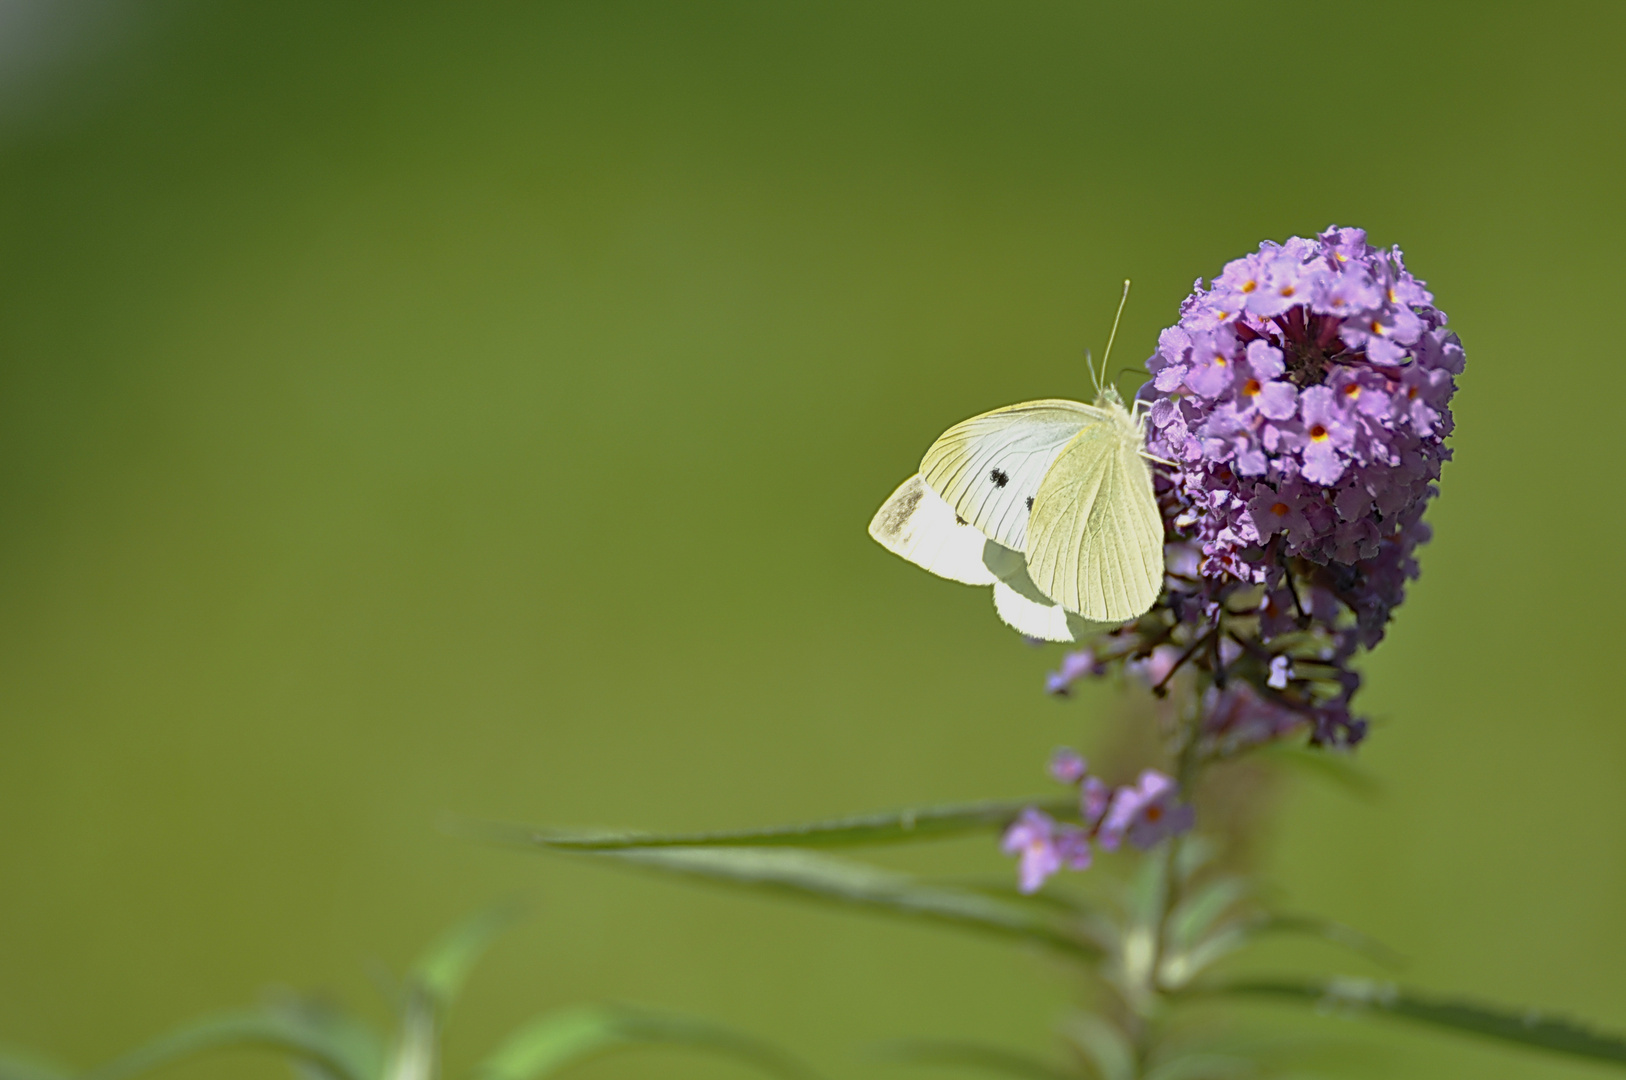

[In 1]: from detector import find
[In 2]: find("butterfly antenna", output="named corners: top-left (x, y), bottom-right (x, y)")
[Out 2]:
top-left (1100, 279), bottom-right (1131, 390)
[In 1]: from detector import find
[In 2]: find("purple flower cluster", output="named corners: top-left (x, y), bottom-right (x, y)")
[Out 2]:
top-left (1046, 228), bottom-right (1461, 750)
top-left (1143, 225), bottom-right (1460, 626)
top-left (1001, 749), bottom-right (1193, 893)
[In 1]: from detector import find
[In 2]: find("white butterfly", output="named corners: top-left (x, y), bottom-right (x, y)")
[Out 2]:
top-left (867, 285), bottom-right (1165, 641)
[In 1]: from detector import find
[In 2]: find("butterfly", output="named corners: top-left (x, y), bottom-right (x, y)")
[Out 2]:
top-left (867, 284), bottom-right (1166, 642)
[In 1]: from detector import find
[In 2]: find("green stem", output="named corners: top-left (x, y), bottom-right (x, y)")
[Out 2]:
top-left (1131, 682), bottom-right (1210, 1078)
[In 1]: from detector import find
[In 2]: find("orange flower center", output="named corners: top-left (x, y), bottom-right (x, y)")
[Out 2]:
top-left (1241, 281), bottom-right (1257, 294)
top-left (1144, 804), bottom-right (1163, 823)
top-left (1279, 285), bottom-right (1296, 297)
top-left (1270, 502), bottom-right (1289, 517)
top-left (1309, 424), bottom-right (1329, 442)
top-left (1242, 378), bottom-right (1261, 397)
top-left (1343, 383), bottom-right (1361, 400)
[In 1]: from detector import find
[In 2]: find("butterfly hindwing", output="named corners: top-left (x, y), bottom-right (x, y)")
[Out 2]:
top-left (982, 543), bottom-right (1116, 642)
top-left (1024, 402), bottom-right (1164, 622)
top-left (918, 399), bottom-right (1107, 552)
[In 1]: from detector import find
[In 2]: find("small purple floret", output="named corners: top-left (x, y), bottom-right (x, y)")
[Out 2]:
top-left (1081, 776), bottom-right (1110, 827)
top-left (1001, 808), bottom-right (1090, 893)
top-left (1097, 770), bottom-right (1195, 852)
top-left (1046, 648), bottom-right (1103, 696)
top-left (1049, 748), bottom-right (1088, 785)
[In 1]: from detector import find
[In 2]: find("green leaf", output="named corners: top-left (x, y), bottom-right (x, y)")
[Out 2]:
top-left (83, 1010), bottom-right (382, 1080)
top-left (460, 797), bottom-right (1077, 852)
top-left (1062, 1014), bottom-right (1134, 1080)
top-left (1166, 877), bottom-right (1250, 953)
top-left (1142, 1054), bottom-right (1255, 1080)
top-left (874, 1040), bottom-right (1076, 1079)
top-left (578, 846), bottom-right (1099, 960)
top-left (0, 1047), bottom-right (72, 1080)
top-left (1241, 916), bottom-right (1402, 969)
top-left (1191, 978), bottom-right (1626, 1068)
top-left (382, 994), bottom-right (436, 1080)
top-left (478, 1004), bottom-right (821, 1080)
top-left (1163, 914), bottom-right (1399, 989)
top-left (409, 903), bottom-right (523, 1007)
top-left (1124, 846), bottom-right (1171, 931)
top-left (273, 999), bottom-right (387, 1080)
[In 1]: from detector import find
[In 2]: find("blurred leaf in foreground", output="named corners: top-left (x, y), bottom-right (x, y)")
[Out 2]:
top-left (478, 1004), bottom-right (821, 1080)
top-left (459, 797), bottom-right (1078, 852)
top-left (83, 1009), bottom-right (382, 1080)
top-left (551, 843), bottom-right (1099, 960)
top-left (1194, 978), bottom-right (1626, 1068)
top-left (0, 1048), bottom-right (73, 1080)
top-left (409, 903), bottom-right (523, 1009)
top-left (874, 1038), bottom-right (1077, 1079)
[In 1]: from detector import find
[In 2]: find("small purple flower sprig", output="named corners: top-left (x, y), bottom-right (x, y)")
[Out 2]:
top-left (1001, 749), bottom-right (1194, 893)
top-left (1047, 227), bottom-right (1462, 752)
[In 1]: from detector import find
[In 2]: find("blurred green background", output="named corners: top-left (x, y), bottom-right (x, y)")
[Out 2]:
top-left (1, 1), bottom-right (1623, 1076)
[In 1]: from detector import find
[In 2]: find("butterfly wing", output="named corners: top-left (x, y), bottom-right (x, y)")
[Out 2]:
top-left (918, 399), bottom-right (1105, 552)
top-left (981, 543), bottom-right (1116, 643)
top-left (867, 473), bottom-right (999, 586)
top-left (1024, 404), bottom-right (1164, 622)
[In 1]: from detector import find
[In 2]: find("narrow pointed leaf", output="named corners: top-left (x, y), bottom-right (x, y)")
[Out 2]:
top-left (410, 904), bottom-right (522, 1007)
top-left (277, 1001), bottom-right (386, 1080)
top-left (1165, 914), bottom-right (1399, 988)
top-left (463, 797), bottom-right (1078, 852)
top-left (1063, 1014), bottom-right (1135, 1080)
top-left (478, 1005), bottom-right (820, 1080)
top-left (1142, 1053), bottom-right (1254, 1080)
top-left (577, 846), bottom-right (1098, 959)
top-left (1243, 915), bottom-right (1402, 969)
top-left (479, 1007), bottom-right (616, 1080)
top-left (383, 994), bottom-right (435, 1080)
top-left (1193, 978), bottom-right (1626, 1068)
top-left (875, 1039), bottom-right (1076, 1079)
top-left (1167, 877), bottom-right (1249, 951)
top-left (84, 1010), bottom-right (382, 1080)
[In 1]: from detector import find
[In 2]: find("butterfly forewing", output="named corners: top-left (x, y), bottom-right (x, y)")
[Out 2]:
top-left (918, 399), bottom-right (1106, 552)
top-left (867, 474), bottom-right (1000, 586)
top-left (1025, 405), bottom-right (1163, 622)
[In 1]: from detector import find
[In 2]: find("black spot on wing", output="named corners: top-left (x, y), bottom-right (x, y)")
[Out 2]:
top-left (1025, 496), bottom-right (1034, 511)
top-left (955, 514), bottom-right (968, 526)
top-left (990, 468), bottom-right (1010, 488)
